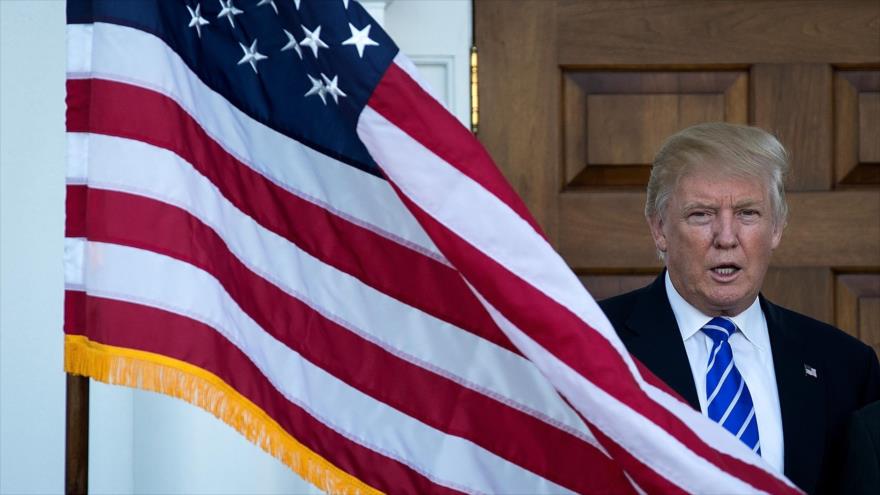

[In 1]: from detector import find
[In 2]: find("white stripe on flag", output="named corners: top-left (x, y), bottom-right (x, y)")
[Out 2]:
top-left (83, 240), bottom-right (576, 495)
top-left (471, 290), bottom-right (768, 495)
top-left (64, 237), bottom-right (86, 289)
top-left (66, 22), bottom-right (92, 75)
top-left (358, 75), bottom-right (789, 486)
top-left (392, 53), bottom-right (445, 108)
top-left (641, 379), bottom-right (782, 477)
top-left (66, 22), bottom-right (442, 262)
top-left (67, 133), bottom-right (88, 182)
top-left (78, 132), bottom-right (595, 443)
top-left (357, 103), bottom-right (631, 362)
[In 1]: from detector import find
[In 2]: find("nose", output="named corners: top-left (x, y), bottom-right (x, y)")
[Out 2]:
top-left (713, 211), bottom-right (739, 249)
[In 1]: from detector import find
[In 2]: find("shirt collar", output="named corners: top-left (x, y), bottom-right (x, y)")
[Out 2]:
top-left (664, 271), bottom-right (765, 348)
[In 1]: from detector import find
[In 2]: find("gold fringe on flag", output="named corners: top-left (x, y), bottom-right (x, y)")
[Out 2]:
top-left (64, 334), bottom-right (382, 495)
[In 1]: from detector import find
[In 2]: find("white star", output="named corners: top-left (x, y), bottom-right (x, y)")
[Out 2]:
top-left (257, 0), bottom-right (278, 14)
top-left (217, 0), bottom-right (243, 29)
top-left (238, 39), bottom-right (268, 73)
top-left (304, 74), bottom-right (327, 105)
top-left (342, 23), bottom-right (378, 58)
top-left (281, 29), bottom-right (303, 59)
top-left (292, 0), bottom-right (301, 9)
top-left (321, 73), bottom-right (347, 104)
top-left (342, 0), bottom-right (350, 9)
top-left (186, 4), bottom-right (210, 38)
top-left (299, 25), bottom-right (329, 58)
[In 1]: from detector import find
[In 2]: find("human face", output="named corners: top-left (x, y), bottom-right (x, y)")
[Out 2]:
top-left (648, 170), bottom-right (783, 316)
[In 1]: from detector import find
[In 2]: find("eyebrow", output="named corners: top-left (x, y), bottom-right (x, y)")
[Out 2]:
top-left (680, 199), bottom-right (764, 211)
top-left (732, 199), bottom-right (763, 209)
top-left (681, 202), bottom-right (716, 210)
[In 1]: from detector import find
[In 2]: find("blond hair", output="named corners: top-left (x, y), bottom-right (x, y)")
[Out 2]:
top-left (645, 122), bottom-right (789, 226)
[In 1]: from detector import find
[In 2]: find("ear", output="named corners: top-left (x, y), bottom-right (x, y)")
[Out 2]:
top-left (770, 222), bottom-right (783, 250)
top-left (647, 214), bottom-right (668, 253)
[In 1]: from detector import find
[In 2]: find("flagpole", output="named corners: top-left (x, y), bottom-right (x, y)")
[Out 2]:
top-left (470, 0), bottom-right (478, 135)
top-left (65, 374), bottom-right (89, 494)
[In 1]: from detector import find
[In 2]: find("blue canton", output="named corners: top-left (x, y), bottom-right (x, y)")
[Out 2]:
top-left (68, 0), bottom-right (400, 176)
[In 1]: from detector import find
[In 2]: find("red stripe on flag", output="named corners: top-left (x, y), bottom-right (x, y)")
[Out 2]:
top-left (590, 422), bottom-right (689, 495)
top-left (66, 183), bottom-right (87, 237)
top-left (64, 289), bottom-right (87, 336)
top-left (634, 358), bottom-right (690, 406)
top-left (387, 183), bottom-right (800, 495)
top-left (79, 186), bottom-right (632, 493)
top-left (74, 292), bottom-right (457, 495)
top-left (64, 78), bottom-right (514, 354)
top-left (366, 62), bottom-right (546, 239)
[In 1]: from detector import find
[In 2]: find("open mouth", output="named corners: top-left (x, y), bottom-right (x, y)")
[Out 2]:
top-left (711, 264), bottom-right (741, 277)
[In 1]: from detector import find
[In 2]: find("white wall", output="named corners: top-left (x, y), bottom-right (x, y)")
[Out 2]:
top-left (1, 1), bottom-right (67, 493)
top-left (0, 1), bottom-right (471, 493)
top-left (385, 0), bottom-right (473, 126)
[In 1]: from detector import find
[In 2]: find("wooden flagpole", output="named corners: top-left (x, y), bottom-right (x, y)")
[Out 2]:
top-left (65, 374), bottom-right (89, 494)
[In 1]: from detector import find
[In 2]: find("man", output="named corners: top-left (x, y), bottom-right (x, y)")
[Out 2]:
top-left (839, 400), bottom-right (880, 494)
top-left (599, 123), bottom-right (880, 494)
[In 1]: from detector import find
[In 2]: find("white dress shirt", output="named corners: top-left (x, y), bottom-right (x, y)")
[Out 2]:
top-left (665, 272), bottom-right (785, 472)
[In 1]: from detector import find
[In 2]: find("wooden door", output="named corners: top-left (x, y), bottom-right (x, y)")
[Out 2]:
top-left (475, 0), bottom-right (880, 353)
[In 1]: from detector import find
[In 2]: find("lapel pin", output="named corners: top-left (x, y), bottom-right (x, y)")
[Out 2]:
top-left (804, 364), bottom-right (818, 378)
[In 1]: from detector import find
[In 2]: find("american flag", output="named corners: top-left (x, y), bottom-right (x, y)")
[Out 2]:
top-left (64, 1), bottom-right (800, 493)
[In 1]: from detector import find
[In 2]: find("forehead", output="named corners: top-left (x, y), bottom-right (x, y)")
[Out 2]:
top-left (671, 168), bottom-right (770, 204)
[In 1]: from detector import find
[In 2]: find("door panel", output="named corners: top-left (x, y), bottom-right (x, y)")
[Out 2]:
top-left (555, 1), bottom-right (880, 65)
top-left (751, 63), bottom-right (831, 191)
top-left (475, 0), bottom-right (880, 350)
top-left (837, 274), bottom-right (880, 355)
top-left (563, 71), bottom-right (748, 188)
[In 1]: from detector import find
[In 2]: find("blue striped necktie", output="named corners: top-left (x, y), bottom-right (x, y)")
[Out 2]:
top-left (702, 317), bottom-right (761, 453)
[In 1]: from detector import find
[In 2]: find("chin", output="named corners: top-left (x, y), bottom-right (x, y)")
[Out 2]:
top-left (705, 290), bottom-right (753, 313)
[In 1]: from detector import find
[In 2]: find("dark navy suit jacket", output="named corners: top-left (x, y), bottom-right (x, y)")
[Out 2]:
top-left (839, 400), bottom-right (880, 494)
top-left (599, 274), bottom-right (880, 494)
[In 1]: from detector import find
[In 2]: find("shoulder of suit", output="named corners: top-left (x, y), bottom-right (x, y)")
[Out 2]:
top-left (764, 298), bottom-right (877, 359)
top-left (598, 284), bottom-right (652, 321)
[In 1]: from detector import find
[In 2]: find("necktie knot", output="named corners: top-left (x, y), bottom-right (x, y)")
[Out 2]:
top-left (702, 317), bottom-right (737, 344)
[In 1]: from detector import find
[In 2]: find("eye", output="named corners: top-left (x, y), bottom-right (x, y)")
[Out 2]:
top-left (686, 211), bottom-right (712, 224)
top-left (739, 209), bottom-right (760, 218)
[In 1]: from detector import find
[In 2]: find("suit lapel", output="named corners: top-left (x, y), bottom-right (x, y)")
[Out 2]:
top-left (620, 274), bottom-right (701, 411)
top-left (618, 280), bottom-right (827, 490)
top-left (762, 297), bottom-right (826, 493)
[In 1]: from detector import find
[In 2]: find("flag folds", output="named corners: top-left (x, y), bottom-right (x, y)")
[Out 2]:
top-left (64, 1), bottom-right (800, 493)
